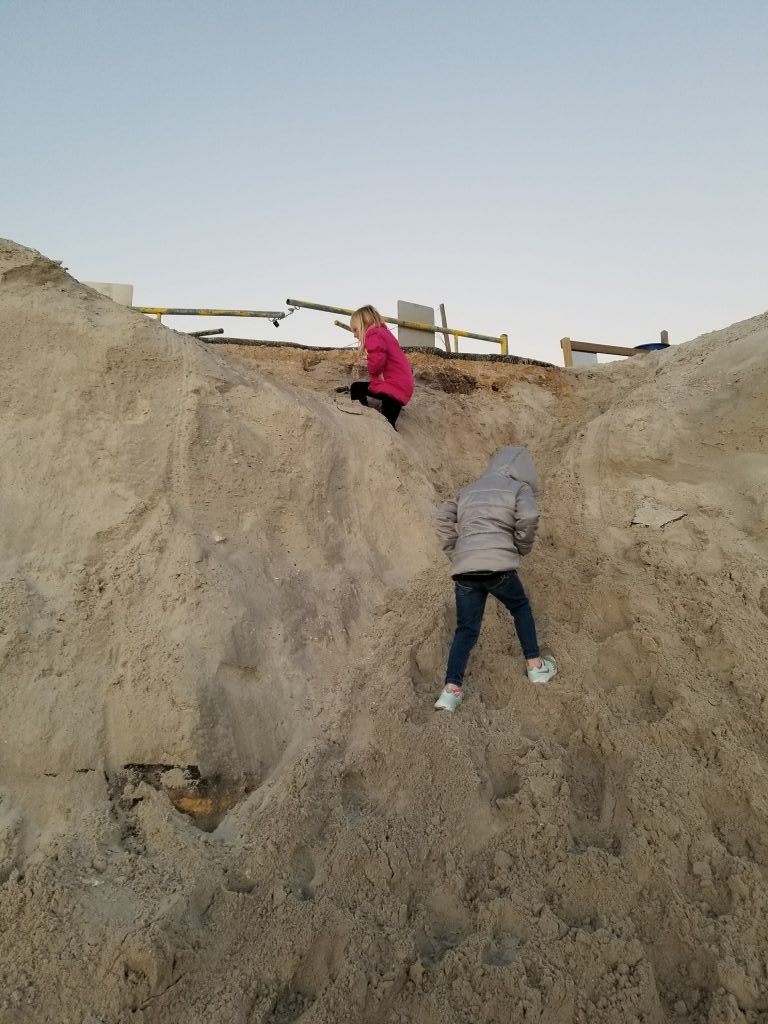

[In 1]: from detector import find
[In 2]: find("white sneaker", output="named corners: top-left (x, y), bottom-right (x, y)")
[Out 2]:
top-left (527, 656), bottom-right (557, 685)
top-left (434, 685), bottom-right (463, 712)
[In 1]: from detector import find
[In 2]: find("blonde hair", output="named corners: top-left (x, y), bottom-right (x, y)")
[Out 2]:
top-left (350, 305), bottom-right (383, 350)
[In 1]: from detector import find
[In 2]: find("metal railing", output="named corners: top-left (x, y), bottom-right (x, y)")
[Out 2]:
top-left (285, 298), bottom-right (508, 355)
top-left (134, 307), bottom-right (289, 327)
top-left (132, 299), bottom-right (510, 355)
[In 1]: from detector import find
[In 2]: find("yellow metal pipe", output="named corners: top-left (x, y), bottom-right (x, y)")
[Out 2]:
top-left (135, 307), bottom-right (286, 318)
top-left (289, 298), bottom-right (506, 347)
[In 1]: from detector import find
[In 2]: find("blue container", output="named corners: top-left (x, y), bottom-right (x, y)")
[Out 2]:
top-left (634, 342), bottom-right (670, 352)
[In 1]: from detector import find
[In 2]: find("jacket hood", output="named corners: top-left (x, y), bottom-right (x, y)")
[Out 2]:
top-left (366, 323), bottom-right (396, 341)
top-left (481, 446), bottom-right (539, 493)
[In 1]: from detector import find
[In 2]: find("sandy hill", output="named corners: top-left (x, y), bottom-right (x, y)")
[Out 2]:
top-left (1, 238), bottom-right (767, 1024)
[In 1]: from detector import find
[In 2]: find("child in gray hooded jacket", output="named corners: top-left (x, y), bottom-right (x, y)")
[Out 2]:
top-left (434, 446), bottom-right (556, 711)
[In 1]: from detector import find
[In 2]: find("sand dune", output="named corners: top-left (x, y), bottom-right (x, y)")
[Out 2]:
top-left (1, 238), bottom-right (767, 1023)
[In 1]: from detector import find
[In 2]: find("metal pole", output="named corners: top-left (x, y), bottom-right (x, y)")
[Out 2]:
top-left (135, 307), bottom-right (286, 319)
top-left (287, 298), bottom-right (503, 346)
top-left (286, 299), bottom-right (356, 317)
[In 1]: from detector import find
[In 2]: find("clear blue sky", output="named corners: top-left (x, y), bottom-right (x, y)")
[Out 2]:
top-left (3, 0), bottom-right (766, 363)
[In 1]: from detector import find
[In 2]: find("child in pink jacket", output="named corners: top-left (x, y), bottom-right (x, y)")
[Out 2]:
top-left (349, 305), bottom-right (414, 429)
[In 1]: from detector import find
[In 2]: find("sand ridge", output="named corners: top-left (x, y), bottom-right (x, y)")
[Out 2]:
top-left (1, 239), bottom-right (768, 1022)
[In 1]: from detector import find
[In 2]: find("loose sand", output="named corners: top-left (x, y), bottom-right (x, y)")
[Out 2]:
top-left (1, 239), bottom-right (767, 1023)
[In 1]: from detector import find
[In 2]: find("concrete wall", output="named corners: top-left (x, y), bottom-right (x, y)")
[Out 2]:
top-left (572, 349), bottom-right (599, 366)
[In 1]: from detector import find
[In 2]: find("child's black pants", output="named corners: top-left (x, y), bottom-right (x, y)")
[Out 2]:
top-left (350, 381), bottom-right (403, 428)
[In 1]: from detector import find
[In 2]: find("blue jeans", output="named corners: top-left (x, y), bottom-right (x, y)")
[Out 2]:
top-left (445, 570), bottom-right (539, 687)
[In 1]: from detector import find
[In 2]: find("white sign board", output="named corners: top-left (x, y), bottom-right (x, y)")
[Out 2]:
top-left (84, 282), bottom-right (134, 306)
top-left (397, 300), bottom-right (435, 348)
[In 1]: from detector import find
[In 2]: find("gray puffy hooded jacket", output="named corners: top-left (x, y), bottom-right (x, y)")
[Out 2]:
top-left (435, 447), bottom-right (540, 577)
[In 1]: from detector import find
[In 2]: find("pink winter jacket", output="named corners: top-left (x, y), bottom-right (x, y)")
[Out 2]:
top-left (364, 324), bottom-right (415, 406)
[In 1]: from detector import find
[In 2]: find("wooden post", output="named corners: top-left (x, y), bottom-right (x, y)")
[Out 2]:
top-left (560, 337), bottom-right (574, 368)
top-left (660, 330), bottom-right (669, 345)
top-left (438, 303), bottom-right (451, 353)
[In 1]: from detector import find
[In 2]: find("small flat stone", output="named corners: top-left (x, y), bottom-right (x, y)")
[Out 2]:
top-left (631, 504), bottom-right (687, 528)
